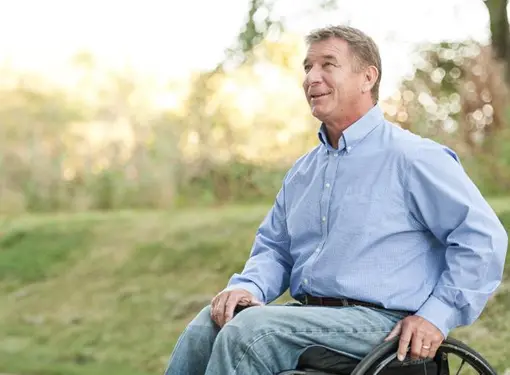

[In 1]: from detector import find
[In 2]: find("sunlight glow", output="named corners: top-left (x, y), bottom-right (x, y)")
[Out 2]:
top-left (0, 0), bottom-right (496, 101)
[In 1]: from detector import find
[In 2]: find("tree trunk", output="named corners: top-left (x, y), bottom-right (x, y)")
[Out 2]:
top-left (484, 0), bottom-right (510, 83)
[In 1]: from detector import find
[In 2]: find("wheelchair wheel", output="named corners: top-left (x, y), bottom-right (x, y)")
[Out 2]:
top-left (351, 336), bottom-right (497, 375)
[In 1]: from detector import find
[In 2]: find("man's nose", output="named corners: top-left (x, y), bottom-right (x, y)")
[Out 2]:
top-left (305, 67), bottom-right (322, 85)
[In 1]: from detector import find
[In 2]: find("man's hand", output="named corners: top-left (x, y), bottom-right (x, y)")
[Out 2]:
top-left (210, 289), bottom-right (264, 327)
top-left (385, 315), bottom-right (444, 361)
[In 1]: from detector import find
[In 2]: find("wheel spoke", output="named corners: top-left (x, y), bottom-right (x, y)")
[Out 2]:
top-left (455, 358), bottom-right (466, 375)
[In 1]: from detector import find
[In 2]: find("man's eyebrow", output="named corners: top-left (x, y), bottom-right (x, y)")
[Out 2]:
top-left (322, 54), bottom-right (338, 61)
top-left (303, 55), bottom-right (338, 66)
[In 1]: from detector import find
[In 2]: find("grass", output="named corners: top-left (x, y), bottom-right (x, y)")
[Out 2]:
top-left (0, 221), bottom-right (93, 285)
top-left (488, 196), bottom-right (510, 214)
top-left (0, 198), bottom-right (509, 375)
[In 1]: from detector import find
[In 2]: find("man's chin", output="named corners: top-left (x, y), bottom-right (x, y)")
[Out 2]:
top-left (311, 106), bottom-right (329, 121)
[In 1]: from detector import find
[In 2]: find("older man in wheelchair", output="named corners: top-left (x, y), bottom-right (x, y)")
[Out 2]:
top-left (162, 24), bottom-right (508, 375)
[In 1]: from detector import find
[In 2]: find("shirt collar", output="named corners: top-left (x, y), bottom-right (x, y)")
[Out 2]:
top-left (318, 104), bottom-right (384, 152)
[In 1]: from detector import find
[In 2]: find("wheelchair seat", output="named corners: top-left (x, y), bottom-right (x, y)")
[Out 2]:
top-left (295, 345), bottom-right (440, 375)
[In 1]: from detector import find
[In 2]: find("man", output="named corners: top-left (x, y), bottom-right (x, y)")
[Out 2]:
top-left (164, 25), bottom-right (508, 375)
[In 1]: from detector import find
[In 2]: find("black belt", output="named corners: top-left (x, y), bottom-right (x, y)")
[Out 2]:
top-left (297, 294), bottom-right (413, 315)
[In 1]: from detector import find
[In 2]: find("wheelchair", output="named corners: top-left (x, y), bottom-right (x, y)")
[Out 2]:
top-left (278, 335), bottom-right (497, 375)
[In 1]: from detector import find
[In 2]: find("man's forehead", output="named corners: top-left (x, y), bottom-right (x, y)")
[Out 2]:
top-left (304, 39), bottom-right (348, 62)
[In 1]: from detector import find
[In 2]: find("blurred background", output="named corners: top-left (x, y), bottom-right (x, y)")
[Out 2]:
top-left (0, 0), bottom-right (509, 374)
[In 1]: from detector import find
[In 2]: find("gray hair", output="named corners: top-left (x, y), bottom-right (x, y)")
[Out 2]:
top-left (306, 25), bottom-right (382, 103)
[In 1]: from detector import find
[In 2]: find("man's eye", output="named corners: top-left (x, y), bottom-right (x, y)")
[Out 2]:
top-left (304, 65), bottom-right (311, 72)
top-left (323, 62), bottom-right (334, 67)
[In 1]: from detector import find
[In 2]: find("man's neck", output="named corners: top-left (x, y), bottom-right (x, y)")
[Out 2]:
top-left (323, 105), bottom-right (373, 149)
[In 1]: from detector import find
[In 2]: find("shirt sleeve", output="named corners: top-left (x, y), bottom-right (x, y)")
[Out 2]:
top-left (223, 178), bottom-right (293, 304)
top-left (406, 141), bottom-right (508, 338)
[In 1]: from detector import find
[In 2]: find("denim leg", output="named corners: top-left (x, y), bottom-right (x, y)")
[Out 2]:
top-left (204, 305), bottom-right (405, 375)
top-left (164, 305), bottom-right (219, 375)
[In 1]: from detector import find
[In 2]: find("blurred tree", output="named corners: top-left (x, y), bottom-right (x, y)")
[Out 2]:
top-left (0, 83), bottom-right (86, 212)
top-left (227, 0), bottom-right (338, 65)
top-left (176, 0), bottom-right (339, 203)
top-left (382, 1), bottom-right (510, 195)
top-left (77, 68), bottom-right (181, 210)
top-left (385, 41), bottom-right (510, 194)
top-left (484, 0), bottom-right (510, 83)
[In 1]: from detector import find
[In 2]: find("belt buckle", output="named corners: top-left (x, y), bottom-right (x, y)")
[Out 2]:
top-left (341, 298), bottom-right (349, 307)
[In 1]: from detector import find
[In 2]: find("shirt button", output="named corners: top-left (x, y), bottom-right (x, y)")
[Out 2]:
top-left (334, 153), bottom-right (339, 157)
top-left (347, 146), bottom-right (352, 152)
top-left (322, 216), bottom-right (326, 222)
top-left (303, 279), bottom-right (308, 285)
top-left (315, 248), bottom-right (320, 253)
top-left (325, 183), bottom-right (330, 188)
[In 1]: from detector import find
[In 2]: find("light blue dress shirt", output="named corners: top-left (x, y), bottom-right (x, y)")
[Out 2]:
top-left (225, 104), bottom-right (508, 337)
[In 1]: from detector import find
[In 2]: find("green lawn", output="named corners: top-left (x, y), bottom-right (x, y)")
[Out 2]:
top-left (0, 198), bottom-right (509, 375)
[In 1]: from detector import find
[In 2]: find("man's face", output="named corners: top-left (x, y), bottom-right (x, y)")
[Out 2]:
top-left (302, 37), bottom-right (366, 122)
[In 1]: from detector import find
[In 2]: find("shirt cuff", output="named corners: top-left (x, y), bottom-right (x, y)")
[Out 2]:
top-left (223, 282), bottom-right (266, 303)
top-left (415, 295), bottom-right (458, 338)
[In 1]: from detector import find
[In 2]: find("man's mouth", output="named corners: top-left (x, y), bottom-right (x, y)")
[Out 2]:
top-left (310, 93), bottom-right (330, 100)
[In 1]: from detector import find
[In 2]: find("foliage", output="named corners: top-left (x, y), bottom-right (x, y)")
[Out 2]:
top-left (0, 0), bottom-right (508, 212)
top-left (0, 69), bottom-right (184, 213)
top-left (0, 202), bottom-right (509, 375)
top-left (177, 161), bottom-right (286, 205)
top-left (384, 41), bottom-right (510, 195)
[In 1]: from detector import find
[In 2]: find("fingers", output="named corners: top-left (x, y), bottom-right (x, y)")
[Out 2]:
top-left (395, 316), bottom-right (445, 362)
top-left (249, 298), bottom-right (264, 306)
top-left (409, 332), bottom-right (424, 360)
top-left (384, 320), bottom-right (402, 342)
top-left (397, 320), bottom-right (412, 361)
top-left (419, 339), bottom-right (432, 359)
top-left (428, 340), bottom-right (441, 359)
top-left (223, 293), bottom-right (238, 325)
top-left (210, 289), bottom-right (262, 328)
top-left (210, 292), bottom-right (230, 327)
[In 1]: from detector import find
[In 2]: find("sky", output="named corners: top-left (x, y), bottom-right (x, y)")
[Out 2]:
top-left (0, 0), bottom-right (498, 100)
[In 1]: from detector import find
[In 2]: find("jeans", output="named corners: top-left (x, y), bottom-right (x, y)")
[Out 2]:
top-left (163, 303), bottom-right (407, 375)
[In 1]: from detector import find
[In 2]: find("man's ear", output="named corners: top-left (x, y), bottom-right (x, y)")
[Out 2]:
top-left (363, 65), bottom-right (379, 92)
